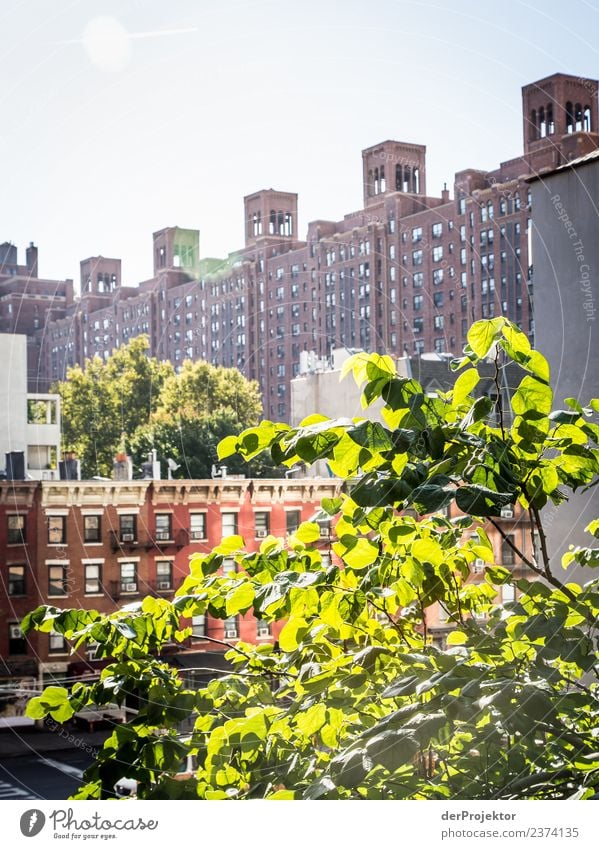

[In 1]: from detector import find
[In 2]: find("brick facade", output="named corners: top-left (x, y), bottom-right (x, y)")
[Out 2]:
top-left (0, 478), bottom-right (341, 687)
top-left (3, 73), bottom-right (598, 417)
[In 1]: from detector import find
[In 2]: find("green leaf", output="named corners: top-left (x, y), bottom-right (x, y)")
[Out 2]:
top-left (365, 730), bottom-right (419, 772)
top-left (278, 617), bottom-right (308, 651)
top-left (322, 497), bottom-right (343, 516)
top-left (446, 631), bottom-right (468, 645)
top-left (25, 698), bottom-right (47, 719)
top-left (226, 582), bottom-right (255, 615)
top-left (295, 703), bottom-right (327, 738)
top-left (452, 368), bottom-right (480, 406)
top-left (512, 376), bottom-right (553, 417)
top-left (217, 435), bottom-right (239, 460)
top-left (40, 686), bottom-right (69, 707)
top-left (333, 536), bottom-right (379, 570)
top-left (293, 521), bottom-right (321, 544)
top-left (467, 318), bottom-right (504, 358)
top-left (330, 748), bottom-right (371, 788)
top-left (412, 537), bottom-right (444, 567)
top-left (456, 485), bottom-right (513, 517)
top-left (214, 535), bottom-right (244, 555)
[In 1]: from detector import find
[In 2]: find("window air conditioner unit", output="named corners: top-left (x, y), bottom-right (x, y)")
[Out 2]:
top-left (157, 581), bottom-right (171, 590)
top-left (190, 531), bottom-right (204, 540)
top-left (9, 625), bottom-right (23, 639)
top-left (255, 529), bottom-right (268, 538)
top-left (156, 531), bottom-right (171, 541)
top-left (123, 583), bottom-right (137, 593)
top-left (500, 507), bottom-right (514, 519)
top-left (257, 624), bottom-right (270, 636)
top-left (224, 629), bottom-right (238, 639)
top-left (474, 559), bottom-right (485, 572)
top-left (319, 527), bottom-right (330, 539)
top-left (121, 533), bottom-right (135, 542)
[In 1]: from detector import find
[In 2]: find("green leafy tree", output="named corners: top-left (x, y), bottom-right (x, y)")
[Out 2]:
top-left (55, 336), bottom-right (174, 477)
top-left (130, 410), bottom-right (283, 479)
top-left (129, 360), bottom-right (268, 478)
top-left (25, 319), bottom-right (599, 800)
top-left (156, 359), bottom-right (262, 425)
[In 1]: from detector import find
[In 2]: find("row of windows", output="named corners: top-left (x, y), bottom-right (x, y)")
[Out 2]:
top-left (8, 510), bottom-right (304, 547)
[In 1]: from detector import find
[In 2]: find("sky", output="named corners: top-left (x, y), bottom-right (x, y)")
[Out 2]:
top-left (1, 0), bottom-right (598, 287)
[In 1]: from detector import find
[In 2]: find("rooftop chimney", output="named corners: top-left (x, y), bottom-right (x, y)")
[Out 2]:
top-left (113, 452), bottom-right (133, 481)
top-left (26, 242), bottom-right (38, 277)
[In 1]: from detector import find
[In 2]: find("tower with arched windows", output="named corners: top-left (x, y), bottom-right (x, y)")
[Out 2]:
top-left (80, 256), bottom-right (121, 297)
top-left (522, 73), bottom-right (598, 157)
top-left (362, 141), bottom-right (427, 208)
top-left (244, 189), bottom-right (298, 247)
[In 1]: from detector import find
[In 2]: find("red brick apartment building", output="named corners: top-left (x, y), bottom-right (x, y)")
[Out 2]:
top-left (2, 73), bottom-right (597, 420)
top-left (0, 477), bottom-right (341, 699)
top-left (0, 477), bottom-right (533, 703)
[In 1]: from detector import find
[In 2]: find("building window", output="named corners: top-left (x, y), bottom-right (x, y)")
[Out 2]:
top-left (256, 618), bottom-right (270, 637)
top-left (156, 561), bottom-right (173, 590)
top-left (432, 222), bottom-right (443, 238)
top-left (433, 292), bottom-right (444, 308)
top-left (83, 515), bottom-right (101, 543)
top-left (413, 295), bottom-right (423, 311)
top-left (255, 512), bottom-right (270, 538)
top-left (119, 514), bottom-right (137, 542)
top-left (412, 250), bottom-right (423, 266)
top-left (84, 563), bottom-right (101, 594)
top-left (286, 510), bottom-right (301, 534)
top-left (413, 272), bottom-right (424, 288)
top-left (433, 268), bottom-right (444, 285)
top-left (189, 513), bottom-right (206, 540)
top-left (8, 565), bottom-right (26, 596)
top-left (411, 227), bottom-right (422, 242)
top-left (155, 513), bottom-right (172, 541)
top-left (192, 615), bottom-right (206, 638)
top-left (432, 245), bottom-right (444, 262)
top-left (47, 516), bottom-right (66, 545)
top-left (49, 633), bottom-right (67, 653)
top-left (7, 515), bottom-right (26, 545)
top-left (8, 623), bottom-right (26, 655)
top-left (48, 564), bottom-right (67, 596)
top-left (120, 562), bottom-right (137, 593)
top-left (501, 536), bottom-right (516, 566)
top-left (223, 617), bottom-right (239, 639)
top-left (222, 512), bottom-right (238, 537)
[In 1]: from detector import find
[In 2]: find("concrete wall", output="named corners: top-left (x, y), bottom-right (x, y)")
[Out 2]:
top-left (0, 333), bottom-right (61, 479)
top-left (0, 334), bottom-right (28, 468)
top-left (529, 157), bottom-right (599, 578)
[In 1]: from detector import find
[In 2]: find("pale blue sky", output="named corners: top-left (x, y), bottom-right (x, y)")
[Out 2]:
top-left (1, 0), bottom-right (598, 286)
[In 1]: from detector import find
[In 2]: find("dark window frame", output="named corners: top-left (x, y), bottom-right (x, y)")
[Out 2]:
top-left (155, 513), bottom-right (173, 541)
top-left (48, 564), bottom-right (67, 596)
top-left (47, 515), bottom-right (66, 545)
top-left (7, 515), bottom-right (26, 545)
top-left (119, 514), bottom-right (137, 542)
top-left (84, 562), bottom-right (102, 594)
top-left (8, 564), bottom-right (26, 596)
top-left (83, 514), bottom-right (101, 543)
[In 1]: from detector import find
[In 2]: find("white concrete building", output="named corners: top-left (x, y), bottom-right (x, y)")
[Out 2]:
top-left (0, 334), bottom-right (61, 480)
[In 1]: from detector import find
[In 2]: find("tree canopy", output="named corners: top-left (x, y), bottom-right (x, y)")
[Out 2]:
top-left (55, 337), bottom-right (264, 479)
top-left (28, 318), bottom-right (599, 800)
